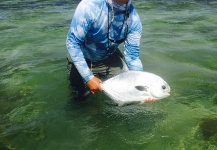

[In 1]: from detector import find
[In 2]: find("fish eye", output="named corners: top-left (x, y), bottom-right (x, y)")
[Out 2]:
top-left (162, 85), bottom-right (166, 90)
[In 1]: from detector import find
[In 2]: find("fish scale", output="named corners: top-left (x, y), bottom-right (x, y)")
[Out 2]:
top-left (101, 70), bottom-right (170, 106)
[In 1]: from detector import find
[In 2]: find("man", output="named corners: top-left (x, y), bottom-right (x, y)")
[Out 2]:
top-left (66, 0), bottom-right (155, 102)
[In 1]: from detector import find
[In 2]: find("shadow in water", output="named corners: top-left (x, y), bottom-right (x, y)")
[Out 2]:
top-left (65, 90), bottom-right (167, 147)
top-left (0, 141), bottom-right (8, 150)
top-left (199, 118), bottom-right (217, 146)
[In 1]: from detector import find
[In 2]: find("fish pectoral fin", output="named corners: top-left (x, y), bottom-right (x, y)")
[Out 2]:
top-left (135, 86), bottom-right (148, 91)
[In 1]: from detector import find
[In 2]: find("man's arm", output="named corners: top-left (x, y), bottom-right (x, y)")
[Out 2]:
top-left (66, 1), bottom-right (95, 82)
top-left (124, 8), bottom-right (143, 71)
top-left (66, 1), bottom-right (103, 93)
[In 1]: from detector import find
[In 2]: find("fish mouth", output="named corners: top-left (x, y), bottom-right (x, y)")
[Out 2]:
top-left (165, 92), bottom-right (170, 96)
top-left (166, 86), bottom-right (170, 95)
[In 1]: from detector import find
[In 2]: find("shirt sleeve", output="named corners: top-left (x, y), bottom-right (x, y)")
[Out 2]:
top-left (124, 9), bottom-right (143, 71)
top-left (66, 1), bottom-right (95, 82)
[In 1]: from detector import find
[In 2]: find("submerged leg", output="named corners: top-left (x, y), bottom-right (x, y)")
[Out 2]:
top-left (67, 54), bottom-right (88, 100)
top-left (66, 49), bottom-right (128, 100)
top-left (90, 50), bottom-right (129, 80)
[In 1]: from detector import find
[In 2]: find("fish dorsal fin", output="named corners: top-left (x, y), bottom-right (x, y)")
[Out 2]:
top-left (135, 86), bottom-right (148, 91)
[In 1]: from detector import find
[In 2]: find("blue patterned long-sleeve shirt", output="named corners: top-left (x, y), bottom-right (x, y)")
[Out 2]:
top-left (66, 0), bottom-right (143, 82)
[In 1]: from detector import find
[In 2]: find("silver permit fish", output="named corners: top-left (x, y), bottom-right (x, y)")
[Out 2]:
top-left (100, 70), bottom-right (170, 106)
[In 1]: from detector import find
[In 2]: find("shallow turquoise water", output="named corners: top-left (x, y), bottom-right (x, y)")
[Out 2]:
top-left (0, 0), bottom-right (217, 149)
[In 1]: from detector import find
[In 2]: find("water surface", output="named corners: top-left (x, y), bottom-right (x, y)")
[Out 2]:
top-left (1, 0), bottom-right (217, 149)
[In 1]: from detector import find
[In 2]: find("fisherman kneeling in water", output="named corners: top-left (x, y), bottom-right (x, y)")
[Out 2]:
top-left (66, 0), bottom-right (155, 102)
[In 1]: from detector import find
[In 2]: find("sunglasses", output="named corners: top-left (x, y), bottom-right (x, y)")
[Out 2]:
top-left (107, 2), bottom-right (129, 47)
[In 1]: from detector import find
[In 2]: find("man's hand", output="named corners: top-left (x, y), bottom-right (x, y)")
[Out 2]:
top-left (86, 76), bottom-right (103, 94)
top-left (144, 97), bottom-right (155, 102)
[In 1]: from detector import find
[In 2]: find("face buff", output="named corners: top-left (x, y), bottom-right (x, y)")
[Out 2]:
top-left (110, 0), bottom-right (131, 11)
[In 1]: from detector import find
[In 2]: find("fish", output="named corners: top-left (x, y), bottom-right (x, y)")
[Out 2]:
top-left (100, 70), bottom-right (170, 106)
